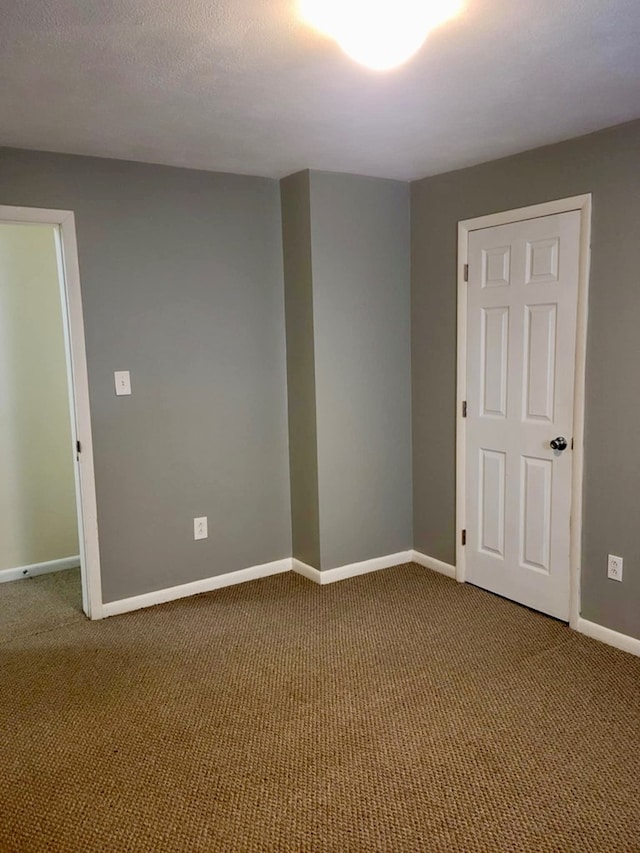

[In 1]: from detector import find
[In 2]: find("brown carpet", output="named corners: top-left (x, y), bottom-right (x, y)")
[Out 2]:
top-left (0, 568), bottom-right (82, 642)
top-left (1, 564), bottom-right (639, 852)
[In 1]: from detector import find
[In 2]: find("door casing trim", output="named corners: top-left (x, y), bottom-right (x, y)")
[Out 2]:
top-left (456, 194), bottom-right (592, 629)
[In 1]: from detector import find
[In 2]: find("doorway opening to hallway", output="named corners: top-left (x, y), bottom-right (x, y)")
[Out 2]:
top-left (0, 206), bottom-right (102, 621)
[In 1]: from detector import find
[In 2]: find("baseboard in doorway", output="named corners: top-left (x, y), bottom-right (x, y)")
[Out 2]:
top-left (411, 550), bottom-right (457, 579)
top-left (293, 551), bottom-right (413, 585)
top-left (576, 617), bottom-right (640, 658)
top-left (0, 555), bottom-right (81, 584)
top-left (102, 558), bottom-right (292, 618)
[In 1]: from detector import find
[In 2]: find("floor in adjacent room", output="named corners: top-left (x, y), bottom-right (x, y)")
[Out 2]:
top-left (1, 563), bottom-right (639, 852)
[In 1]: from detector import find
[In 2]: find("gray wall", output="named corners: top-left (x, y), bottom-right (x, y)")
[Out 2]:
top-left (411, 119), bottom-right (640, 640)
top-left (281, 172), bottom-right (321, 568)
top-left (309, 172), bottom-right (412, 570)
top-left (0, 148), bottom-right (291, 603)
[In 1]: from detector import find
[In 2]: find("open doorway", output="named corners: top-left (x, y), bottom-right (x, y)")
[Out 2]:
top-left (0, 206), bottom-right (102, 620)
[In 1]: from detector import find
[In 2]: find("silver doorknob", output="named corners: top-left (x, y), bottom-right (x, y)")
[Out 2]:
top-left (550, 436), bottom-right (568, 451)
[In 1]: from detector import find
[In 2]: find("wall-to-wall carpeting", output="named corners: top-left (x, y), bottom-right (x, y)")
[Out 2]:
top-left (1, 566), bottom-right (639, 851)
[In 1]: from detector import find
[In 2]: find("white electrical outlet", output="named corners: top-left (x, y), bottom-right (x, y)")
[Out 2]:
top-left (114, 371), bottom-right (132, 396)
top-left (194, 517), bottom-right (208, 541)
top-left (607, 554), bottom-right (623, 582)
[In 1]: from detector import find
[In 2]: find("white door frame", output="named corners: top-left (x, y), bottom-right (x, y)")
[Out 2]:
top-left (456, 194), bottom-right (592, 629)
top-left (0, 205), bottom-right (103, 619)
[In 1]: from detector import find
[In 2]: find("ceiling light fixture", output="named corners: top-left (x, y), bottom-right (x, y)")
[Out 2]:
top-left (299, 0), bottom-right (464, 71)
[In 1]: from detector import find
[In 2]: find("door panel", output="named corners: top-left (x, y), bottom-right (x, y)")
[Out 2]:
top-left (465, 210), bottom-right (581, 620)
top-left (520, 455), bottom-right (552, 573)
top-left (481, 306), bottom-right (509, 418)
top-left (479, 449), bottom-right (506, 558)
top-left (483, 246), bottom-right (511, 287)
top-left (523, 303), bottom-right (556, 422)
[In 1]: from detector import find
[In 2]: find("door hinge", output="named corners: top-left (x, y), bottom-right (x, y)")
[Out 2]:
top-left (462, 401), bottom-right (467, 418)
top-left (461, 529), bottom-right (467, 546)
top-left (463, 263), bottom-right (469, 282)
top-left (76, 440), bottom-right (81, 454)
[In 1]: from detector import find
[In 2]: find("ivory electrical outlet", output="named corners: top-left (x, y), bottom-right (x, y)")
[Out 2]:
top-left (194, 517), bottom-right (208, 541)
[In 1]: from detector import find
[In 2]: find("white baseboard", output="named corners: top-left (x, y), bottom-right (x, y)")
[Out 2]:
top-left (102, 558), bottom-right (292, 618)
top-left (292, 559), bottom-right (321, 583)
top-left (576, 617), bottom-right (640, 658)
top-left (411, 550), bottom-right (457, 579)
top-left (0, 555), bottom-right (81, 584)
top-left (293, 551), bottom-right (412, 585)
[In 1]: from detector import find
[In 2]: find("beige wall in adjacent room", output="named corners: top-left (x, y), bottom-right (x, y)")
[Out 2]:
top-left (0, 222), bottom-right (78, 571)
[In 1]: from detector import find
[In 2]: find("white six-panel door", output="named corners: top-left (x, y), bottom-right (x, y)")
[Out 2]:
top-left (465, 211), bottom-right (581, 620)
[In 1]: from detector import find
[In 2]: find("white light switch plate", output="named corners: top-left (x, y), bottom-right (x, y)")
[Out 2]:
top-left (114, 371), bottom-right (132, 396)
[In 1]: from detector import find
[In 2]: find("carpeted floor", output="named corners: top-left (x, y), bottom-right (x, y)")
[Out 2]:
top-left (1, 564), bottom-right (639, 852)
top-left (0, 567), bottom-right (83, 642)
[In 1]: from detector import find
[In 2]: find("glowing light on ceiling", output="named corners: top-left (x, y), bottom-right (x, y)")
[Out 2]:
top-left (299, 0), bottom-right (464, 71)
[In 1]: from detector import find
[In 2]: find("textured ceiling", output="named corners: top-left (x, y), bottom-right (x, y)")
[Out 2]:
top-left (1, 0), bottom-right (639, 180)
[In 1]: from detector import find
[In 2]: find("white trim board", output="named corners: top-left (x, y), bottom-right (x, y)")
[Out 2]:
top-left (0, 556), bottom-right (81, 584)
top-left (411, 551), bottom-right (456, 579)
top-left (102, 558), bottom-right (291, 618)
top-left (456, 194), bottom-right (592, 631)
top-left (293, 551), bottom-right (412, 585)
top-left (576, 618), bottom-right (640, 659)
top-left (292, 559), bottom-right (322, 584)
